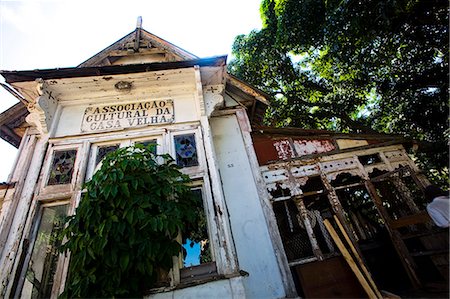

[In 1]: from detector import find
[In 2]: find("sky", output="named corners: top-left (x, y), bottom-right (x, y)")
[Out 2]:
top-left (0, 0), bottom-right (263, 181)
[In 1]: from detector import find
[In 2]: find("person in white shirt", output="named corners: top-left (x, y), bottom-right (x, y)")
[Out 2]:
top-left (425, 185), bottom-right (449, 228)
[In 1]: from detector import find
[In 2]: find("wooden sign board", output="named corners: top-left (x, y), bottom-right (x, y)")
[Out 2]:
top-left (81, 99), bottom-right (174, 132)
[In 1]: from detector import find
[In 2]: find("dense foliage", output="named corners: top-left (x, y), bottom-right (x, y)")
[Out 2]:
top-left (230, 0), bottom-right (448, 186)
top-left (59, 145), bottom-right (201, 298)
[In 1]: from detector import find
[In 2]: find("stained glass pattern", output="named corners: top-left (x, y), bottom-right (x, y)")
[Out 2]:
top-left (47, 150), bottom-right (77, 185)
top-left (174, 134), bottom-right (198, 167)
top-left (95, 145), bottom-right (119, 166)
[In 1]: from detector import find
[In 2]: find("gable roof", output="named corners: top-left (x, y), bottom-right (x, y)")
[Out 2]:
top-left (78, 27), bottom-right (198, 67)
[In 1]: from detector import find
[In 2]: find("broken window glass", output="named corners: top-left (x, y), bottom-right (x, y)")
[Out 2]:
top-left (174, 134), bottom-right (198, 167)
top-left (95, 145), bottom-right (119, 166)
top-left (47, 150), bottom-right (77, 185)
top-left (19, 204), bottom-right (68, 298)
top-left (182, 189), bottom-right (211, 267)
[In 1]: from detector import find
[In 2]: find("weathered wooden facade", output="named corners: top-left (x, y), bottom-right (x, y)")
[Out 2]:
top-left (0, 24), bottom-right (447, 298)
top-left (252, 128), bottom-right (448, 297)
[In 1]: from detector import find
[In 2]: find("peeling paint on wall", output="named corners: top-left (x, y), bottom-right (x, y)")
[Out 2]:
top-left (273, 140), bottom-right (295, 160)
top-left (293, 139), bottom-right (335, 156)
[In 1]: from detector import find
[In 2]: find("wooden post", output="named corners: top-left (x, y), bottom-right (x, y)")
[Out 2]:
top-left (324, 219), bottom-right (379, 299)
top-left (294, 197), bottom-right (324, 260)
top-left (365, 180), bottom-right (422, 289)
top-left (318, 169), bottom-right (364, 258)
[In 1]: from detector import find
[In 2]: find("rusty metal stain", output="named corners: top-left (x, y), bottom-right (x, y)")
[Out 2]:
top-left (293, 139), bottom-right (335, 156)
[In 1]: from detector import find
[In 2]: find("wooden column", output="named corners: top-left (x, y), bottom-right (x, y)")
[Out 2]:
top-left (293, 196), bottom-right (324, 260)
top-left (318, 170), bottom-right (363, 258)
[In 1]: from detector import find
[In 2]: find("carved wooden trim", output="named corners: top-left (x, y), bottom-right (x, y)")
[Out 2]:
top-left (25, 79), bottom-right (57, 134)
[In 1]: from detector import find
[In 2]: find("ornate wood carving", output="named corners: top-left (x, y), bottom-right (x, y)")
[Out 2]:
top-left (25, 79), bottom-right (57, 134)
top-left (203, 85), bottom-right (225, 117)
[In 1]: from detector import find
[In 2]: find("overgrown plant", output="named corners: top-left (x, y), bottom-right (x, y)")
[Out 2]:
top-left (59, 144), bottom-right (201, 298)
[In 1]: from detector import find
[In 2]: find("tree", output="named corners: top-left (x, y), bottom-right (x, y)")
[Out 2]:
top-left (59, 145), bottom-right (201, 298)
top-left (229, 0), bottom-right (448, 186)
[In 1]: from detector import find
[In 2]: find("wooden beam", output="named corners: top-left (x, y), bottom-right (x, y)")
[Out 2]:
top-left (334, 215), bottom-right (383, 299)
top-left (390, 211), bottom-right (431, 229)
top-left (0, 83), bottom-right (28, 105)
top-left (324, 219), bottom-right (379, 299)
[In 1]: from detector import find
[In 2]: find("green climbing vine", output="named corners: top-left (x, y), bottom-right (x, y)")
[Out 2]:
top-left (59, 144), bottom-right (202, 298)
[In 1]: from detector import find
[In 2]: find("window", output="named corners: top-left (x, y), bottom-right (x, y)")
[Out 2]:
top-left (174, 134), bottom-right (198, 167)
top-left (47, 150), bottom-right (77, 185)
top-left (182, 189), bottom-right (212, 267)
top-left (179, 186), bottom-right (217, 283)
top-left (95, 144), bottom-right (119, 166)
top-left (16, 203), bottom-right (68, 298)
top-left (135, 139), bottom-right (157, 155)
top-left (18, 143), bottom-right (84, 296)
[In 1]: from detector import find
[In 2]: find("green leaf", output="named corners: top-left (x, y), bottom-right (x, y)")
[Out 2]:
top-left (58, 144), bottom-right (198, 297)
top-left (121, 183), bottom-right (130, 198)
top-left (119, 253), bottom-right (129, 271)
top-left (87, 247), bottom-right (95, 260)
top-left (131, 179), bottom-right (138, 190)
top-left (126, 210), bottom-right (134, 224)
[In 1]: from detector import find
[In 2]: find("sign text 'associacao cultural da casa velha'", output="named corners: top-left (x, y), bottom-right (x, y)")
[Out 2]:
top-left (81, 99), bottom-right (174, 132)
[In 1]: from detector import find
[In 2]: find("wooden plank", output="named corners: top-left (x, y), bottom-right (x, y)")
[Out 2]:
top-left (324, 219), bottom-right (379, 299)
top-left (409, 249), bottom-right (449, 257)
top-left (334, 215), bottom-right (383, 299)
top-left (390, 211), bottom-right (431, 229)
top-left (180, 262), bottom-right (217, 280)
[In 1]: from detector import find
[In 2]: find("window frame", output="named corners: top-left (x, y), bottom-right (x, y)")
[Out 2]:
top-left (131, 135), bottom-right (163, 154)
top-left (168, 181), bottom-right (219, 287)
top-left (39, 144), bottom-right (83, 199)
top-left (85, 140), bottom-right (124, 181)
top-left (169, 128), bottom-right (205, 177)
top-left (14, 200), bottom-right (70, 299)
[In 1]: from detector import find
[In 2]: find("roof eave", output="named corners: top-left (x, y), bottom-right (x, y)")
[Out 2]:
top-left (1, 56), bottom-right (227, 84)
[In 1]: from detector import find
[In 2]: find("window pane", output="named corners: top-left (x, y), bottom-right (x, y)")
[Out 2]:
top-left (174, 134), bottom-right (198, 167)
top-left (96, 145), bottom-right (119, 166)
top-left (182, 189), bottom-right (211, 267)
top-left (20, 204), bottom-right (68, 299)
top-left (136, 139), bottom-right (157, 154)
top-left (48, 150), bottom-right (77, 185)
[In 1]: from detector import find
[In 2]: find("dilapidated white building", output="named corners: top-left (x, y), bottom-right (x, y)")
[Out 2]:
top-left (0, 23), bottom-right (447, 298)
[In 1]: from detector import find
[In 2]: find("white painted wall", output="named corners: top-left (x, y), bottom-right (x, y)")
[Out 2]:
top-left (211, 115), bottom-right (286, 299)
